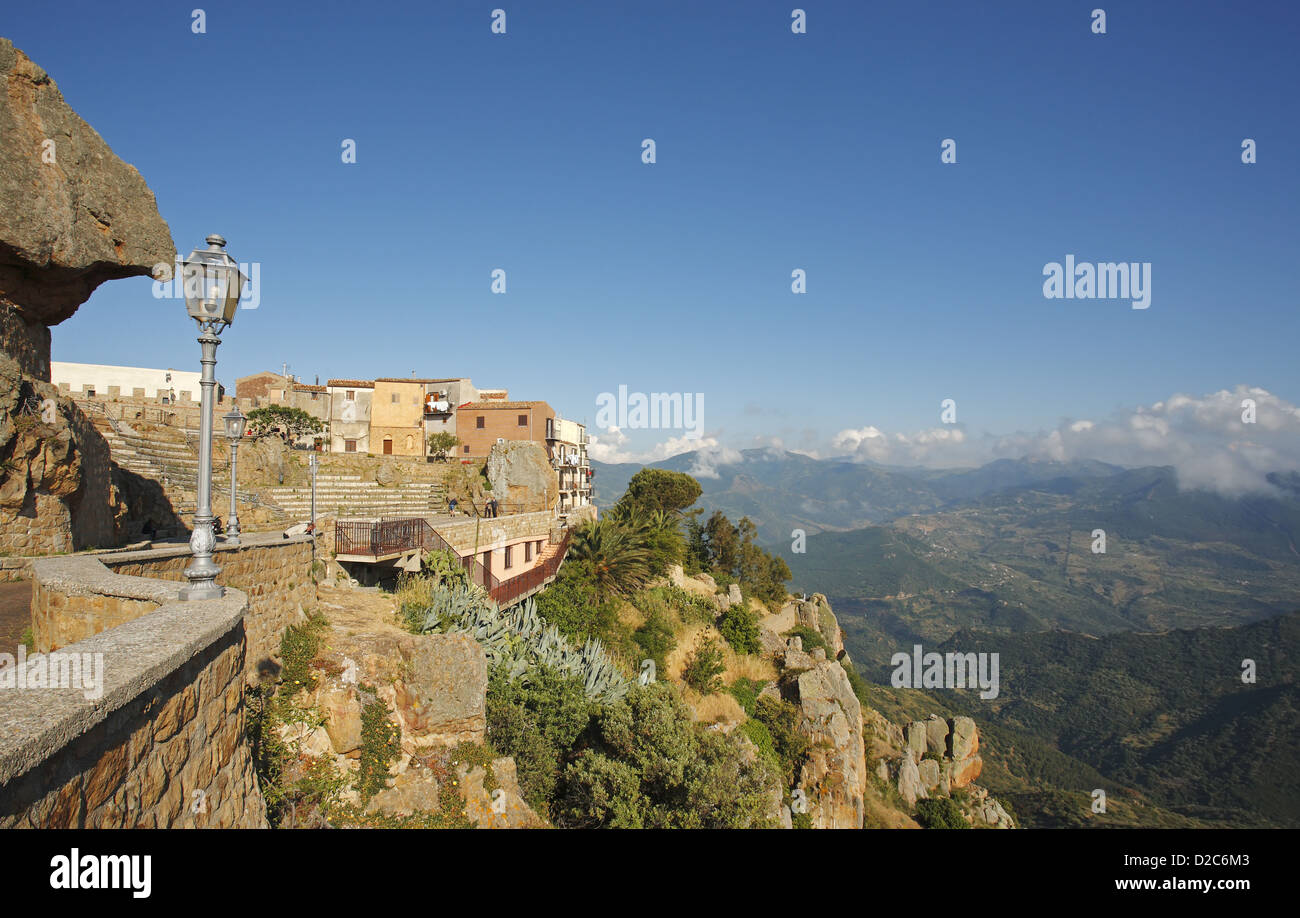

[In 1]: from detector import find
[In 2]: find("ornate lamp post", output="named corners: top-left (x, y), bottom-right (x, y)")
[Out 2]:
top-left (179, 234), bottom-right (247, 601)
top-left (223, 406), bottom-right (247, 545)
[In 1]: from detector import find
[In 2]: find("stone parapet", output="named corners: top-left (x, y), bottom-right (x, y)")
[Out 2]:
top-left (0, 556), bottom-right (266, 827)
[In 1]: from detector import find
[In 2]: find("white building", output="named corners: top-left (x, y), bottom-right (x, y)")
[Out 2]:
top-left (51, 362), bottom-right (208, 403)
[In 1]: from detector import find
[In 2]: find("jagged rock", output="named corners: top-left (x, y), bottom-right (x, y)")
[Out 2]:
top-left (313, 630), bottom-right (488, 754)
top-left (782, 637), bottom-right (814, 673)
top-left (693, 571), bottom-right (718, 591)
top-left (926, 715), bottom-right (949, 757)
top-left (374, 461), bottom-right (403, 487)
top-left (457, 756), bottom-right (545, 828)
top-left (485, 441), bottom-right (555, 510)
top-left (906, 721), bottom-right (928, 759)
top-left (918, 758), bottom-right (941, 792)
top-left (667, 564), bottom-right (715, 598)
top-left (318, 684), bottom-right (363, 754)
top-left (950, 753), bottom-right (983, 789)
top-left (950, 716), bottom-right (979, 760)
top-left (393, 634), bottom-right (488, 750)
top-left (727, 583), bottom-right (742, 604)
top-left (364, 767), bottom-right (440, 817)
top-left (278, 722), bottom-right (332, 758)
top-left (792, 659), bottom-right (865, 828)
top-left (897, 752), bottom-right (927, 807)
top-left (0, 38), bottom-right (176, 330)
top-left (939, 760), bottom-right (953, 797)
top-left (876, 758), bottom-right (891, 783)
top-left (715, 592), bottom-right (732, 612)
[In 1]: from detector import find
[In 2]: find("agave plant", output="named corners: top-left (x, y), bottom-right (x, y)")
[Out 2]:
top-left (413, 588), bottom-right (629, 703)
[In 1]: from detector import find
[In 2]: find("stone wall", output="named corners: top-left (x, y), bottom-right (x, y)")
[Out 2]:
top-left (434, 510), bottom-right (555, 555)
top-left (29, 536), bottom-right (317, 679)
top-left (0, 557), bottom-right (267, 828)
top-left (96, 536), bottom-right (317, 678)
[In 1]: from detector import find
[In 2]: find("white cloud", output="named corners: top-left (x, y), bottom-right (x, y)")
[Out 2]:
top-left (588, 426), bottom-right (729, 468)
top-left (830, 385), bottom-right (1300, 495)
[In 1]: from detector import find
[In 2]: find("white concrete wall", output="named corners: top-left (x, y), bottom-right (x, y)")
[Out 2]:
top-left (51, 361), bottom-right (204, 400)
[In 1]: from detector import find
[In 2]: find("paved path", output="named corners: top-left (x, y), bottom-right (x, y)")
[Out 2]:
top-left (0, 580), bottom-right (32, 649)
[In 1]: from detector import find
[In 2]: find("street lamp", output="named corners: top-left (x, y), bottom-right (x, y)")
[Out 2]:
top-left (178, 234), bottom-right (247, 601)
top-left (223, 406), bottom-right (247, 546)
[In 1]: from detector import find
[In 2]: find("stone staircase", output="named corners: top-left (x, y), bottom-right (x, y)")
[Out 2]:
top-left (267, 474), bottom-right (448, 520)
top-left (82, 407), bottom-right (281, 519)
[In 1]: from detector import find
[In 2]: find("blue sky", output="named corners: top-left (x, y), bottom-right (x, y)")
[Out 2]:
top-left (11, 0), bottom-right (1299, 466)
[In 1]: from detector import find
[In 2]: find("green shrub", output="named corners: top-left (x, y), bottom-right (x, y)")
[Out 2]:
top-left (279, 614), bottom-right (328, 694)
top-left (784, 624), bottom-right (828, 655)
top-left (557, 682), bottom-right (778, 829)
top-left (752, 695), bottom-right (810, 787)
top-left (915, 796), bottom-right (971, 829)
top-left (657, 584), bottom-right (717, 624)
top-left (486, 666), bottom-right (594, 816)
top-left (356, 690), bottom-right (402, 802)
top-left (682, 635), bottom-right (725, 695)
top-left (632, 611), bottom-right (676, 678)
top-left (718, 602), bottom-right (761, 655)
top-left (727, 677), bottom-right (767, 716)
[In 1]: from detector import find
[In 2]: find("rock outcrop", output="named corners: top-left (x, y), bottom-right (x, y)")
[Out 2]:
top-left (0, 38), bottom-right (175, 338)
top-left (485, 441), bottom-right (557, 511)
top-left (0, 38), bottom-right (177, 555)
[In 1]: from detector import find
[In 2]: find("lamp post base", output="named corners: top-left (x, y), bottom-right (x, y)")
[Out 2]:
top-left (179, 579), bottom-right (226, 601)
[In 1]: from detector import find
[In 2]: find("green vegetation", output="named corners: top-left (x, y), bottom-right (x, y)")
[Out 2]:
top-left (356, 688), bottom-right (402, 802)
top-left (718, 601), bottom-right (761, 654)
top-left (407, 583), bottom-right (629, 704)
top-left (426, 431), bottom-right (459, 461)
top-left (613, 467), bottom-right (702, 517)
top-left (915, 797), bottom-right (971, 829)
top-left (688, 511), bottom-right (792, 605)
top-left (557, 682), bottom-right (778, 828)
top-left (681, 635), bottom-right (725, 694)
top-left (245, 405), bottom-right (325, 444)
top-left (278, 614), bottom-right (328, 695)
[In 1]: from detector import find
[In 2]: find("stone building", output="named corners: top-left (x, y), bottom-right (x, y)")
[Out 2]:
top-left (326, 379), bottom-right (372, 453)
top-left (456, 400), bottom-right (556, 460)
top-left (551, 416), bottom-right (592, 511)
top-left (234, 370), bottom-right (293, 406)
top-left (370, 378), bottom-right (429, 456)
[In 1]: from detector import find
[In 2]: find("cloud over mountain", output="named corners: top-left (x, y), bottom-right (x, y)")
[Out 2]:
top-left (832, 385), bottom-right (1300, 494)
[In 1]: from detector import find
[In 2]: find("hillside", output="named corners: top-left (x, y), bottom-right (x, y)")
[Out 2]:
top-left (855, 613), bottom-right (1300, 828)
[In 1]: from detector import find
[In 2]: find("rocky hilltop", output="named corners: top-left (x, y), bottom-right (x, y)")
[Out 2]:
top-left (0, 37), bottom-right (177, 556)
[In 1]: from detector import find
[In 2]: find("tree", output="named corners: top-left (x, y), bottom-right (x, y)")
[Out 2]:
top-left (427, 431), bottom-right (458, 461)
top-left (568, 519), bottom-right (652, 599)
top-left (245, 405), bottom-right (325, 444)
top-left (615, 468), bottom-right (702, 517)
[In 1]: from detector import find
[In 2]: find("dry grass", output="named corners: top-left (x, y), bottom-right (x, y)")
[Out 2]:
top-left (691, 691), bottom-right (746, 726)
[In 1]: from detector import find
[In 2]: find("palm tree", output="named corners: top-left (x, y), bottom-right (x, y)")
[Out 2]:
top-left (569, 519), bottom-right (653, 598)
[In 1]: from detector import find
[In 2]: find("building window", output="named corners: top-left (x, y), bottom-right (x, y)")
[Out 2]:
top-left (391, 393), bottom-right (400, 403)
top-left (524, 542), bottom-right (532, 563)
top-left (85, 387), bottom-right (95, 398)
top-left (463, 445), bottom-right (470, 453)
top-left (345, 439), bottom-right (356, 452)
top-left (345, 390), bottom-right (355, 401)
top-left (504, 545), bottom-right (513, 569)
top-left (383, 437), bottom-right (393, 455)
top-left (476, 416), bottom-right (485, 429)
top-left (518, 414), bottom-right (527, 426)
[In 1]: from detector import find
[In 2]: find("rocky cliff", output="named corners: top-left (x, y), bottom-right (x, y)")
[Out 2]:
top-left (0, 37), bottom-right (178, 554)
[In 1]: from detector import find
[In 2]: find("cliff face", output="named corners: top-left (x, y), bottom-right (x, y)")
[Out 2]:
top-left (0, 37), bottom-right (177, 554)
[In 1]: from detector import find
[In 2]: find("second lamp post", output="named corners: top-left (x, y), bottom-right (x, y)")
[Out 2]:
top-left (223, 406), bottom-right (247, 545)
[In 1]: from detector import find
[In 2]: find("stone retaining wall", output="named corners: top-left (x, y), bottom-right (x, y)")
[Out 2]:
top-left (96, 535), bottom-right (317, 678)
top-left (30, 535), bottom-right (317, 679)
top-left (0, 556), bottom-right (267, 828)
